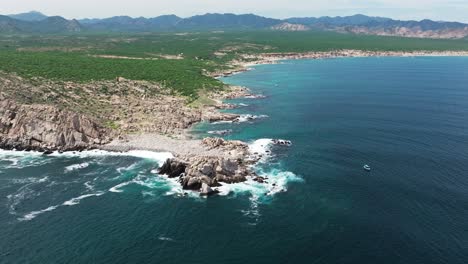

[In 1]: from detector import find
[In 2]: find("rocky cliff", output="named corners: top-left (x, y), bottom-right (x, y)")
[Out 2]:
top-left (0, 99), bottom-right (109, 151)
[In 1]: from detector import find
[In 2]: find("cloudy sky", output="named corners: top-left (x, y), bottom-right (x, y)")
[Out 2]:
top-left (1, 0), bottom-right (468, 22)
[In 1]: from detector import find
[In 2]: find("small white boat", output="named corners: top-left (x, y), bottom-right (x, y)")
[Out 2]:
top-left (363, 165), bottom-right (371, 171)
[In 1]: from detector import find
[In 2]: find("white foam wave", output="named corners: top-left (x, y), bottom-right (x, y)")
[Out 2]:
top-left (10, 176), bottom-right (49, 185)
top-left (109, 181), bottom-right (133, 193)
top-left (0, 149), bottom-right (172, 172)
top-left (211, 114), bottom-right (268, 124)
top-left (65, 162), bottom-right (90, 172)
top-left (249, 139), bottom-right (274, 156)
top-left (116, 162), bottom-right (140, 174)
top-left (7, 176), bottom-right (50, 216)
top-left (19, 205), bottom-right (60, 221)
top-left (236, 114), bottom-right (269, 123)
top-left (0, 149), bottom-right (44, 157)
top-left (216, 169), bottom-right (302, 199)
top-left (244, 94), bottom-right (266, 99)
top-left (158, 236), bottom-right (175, 242)
top-left (84, 181), bottom-right (95, 191)
top-left (50, 150), bottom-right (173, 164)
top-left (0, 150), bottom-right (52, 169)
top-left (19, 192), bottom-right (106, 221)
top-left (214, 138), bottom-right (302, 204)
top-left (62, 192), bottom-right (105, 206)
top-left (3, 157), bottom-right (19, 167)
top-left (207, 129), bottom-right (232, 135)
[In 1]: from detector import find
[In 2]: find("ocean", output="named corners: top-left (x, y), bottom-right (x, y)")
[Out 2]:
top-left (1, 56), bottom-right (468, 263)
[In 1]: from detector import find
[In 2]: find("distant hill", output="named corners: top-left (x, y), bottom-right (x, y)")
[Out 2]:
top-left (8, 11), bottom-right (48, 22)
top-left (286, 14), bottom-right (391, 26)
top-left (2, 12), bottom-right (468, 39)
top-left (0, 16), bottom-right (21, 33)
top-left (80, 15), bottom-right (182, 31)
top-left (0, 15), bottom-right (82, 33)
top-left (176, 13), bottom-right (280, 29)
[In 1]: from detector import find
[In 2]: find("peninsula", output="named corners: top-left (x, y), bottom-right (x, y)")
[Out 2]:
top-left (1, 29), bottom-right (468, 194)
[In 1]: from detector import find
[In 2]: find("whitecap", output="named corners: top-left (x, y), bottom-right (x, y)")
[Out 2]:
top-left (49, 150), bottom-right (173, 164)
top-left (65, 162), bottom-right (90, 172)
top-left (62, 192), bottom-right (105, 206)
top-left (18, 205), bottom-right (60, 221)
top-left (211, 114), bottom-right (268, 124)
top-left (10, 176), bottom-right (49, 185)
top-left (84, 181), bottom-right (95, 191)
top-left (216, 169), bottom-right (302, 200)
top-left (214, 138), bottom-right (302, 201)
top-left (109, 181), bottom-right (133, 193)
top-left (158, 236), bottom-right (174, 242)
top-left (7, 177), bottom-right (49, 215)
top-left (0, 149), bottom-right (43, 157)
top-left (0, 150), bottom-right (52, 168)
top-left (207, 129), bottom-right (232, 135)
top-left (244, 94), bottom-right (266, 99)
top-left (235, 114), bottom-right (268, 123)
top-left (249, 138), bottom-right (274, 156)
top-left (18, 192), bottom-right (105, 221)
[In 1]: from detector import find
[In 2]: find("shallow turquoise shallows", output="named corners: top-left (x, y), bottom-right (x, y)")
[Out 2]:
top-left (2, 57), bottom-right (468, 264)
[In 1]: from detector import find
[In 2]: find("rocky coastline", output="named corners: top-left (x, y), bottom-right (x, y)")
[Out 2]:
top-left (2, 49), bottom-right (468, 195)
top-left (211, 49), bottom-right (468, 78)
top-left (0, 98), bottom-right (111, 152)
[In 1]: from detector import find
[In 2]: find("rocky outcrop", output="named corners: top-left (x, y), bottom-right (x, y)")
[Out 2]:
top-left (155, 137), bottom-right (254, 195)
top-left (271, 22), bottom-right (310, 31)
top-left (0, 99), bottom-right (110, 151)
top-left (158, 159), bottom-right (188, 178)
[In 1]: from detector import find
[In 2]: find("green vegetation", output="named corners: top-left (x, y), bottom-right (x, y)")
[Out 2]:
top-left (0, 31), bottom-right (467, 97)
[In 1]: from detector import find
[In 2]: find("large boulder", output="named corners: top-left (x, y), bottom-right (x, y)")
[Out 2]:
top-left (182, 176), bottom-right (202, 190)
top-left (217, 158), bottom-right (238, 176)
top-left (158, 159), bottom-right (187, 178)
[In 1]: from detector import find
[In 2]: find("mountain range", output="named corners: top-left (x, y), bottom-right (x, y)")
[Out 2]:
top-left (1, 11), bottom-right (468, 39)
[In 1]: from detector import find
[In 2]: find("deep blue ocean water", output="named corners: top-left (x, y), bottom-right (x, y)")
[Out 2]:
top-left (1, 57), bottom-right (468, 263)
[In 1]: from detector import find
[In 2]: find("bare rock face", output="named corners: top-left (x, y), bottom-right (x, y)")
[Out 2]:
top-left (158, 159), bottom-right (187, 178)
top-left (0, 99), bottom-right (110, 151)
top-left (156, 137), bottom-right (254, 194)
top-left (271, 22), bottom-right (310, 31)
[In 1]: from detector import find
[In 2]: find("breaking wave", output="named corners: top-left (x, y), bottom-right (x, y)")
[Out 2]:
top-left (19, 192), bottom-right (106, 221)
top-left (217, 138), bottom-right (302, 201)
top-left (212, 114), bottom-right (269, 124)
top-left (65, 162), bottom-right (90, 172)
top-left (50, 150), bottom-right (173, 164)
top-left (62, 192), bottom-right (105, 206)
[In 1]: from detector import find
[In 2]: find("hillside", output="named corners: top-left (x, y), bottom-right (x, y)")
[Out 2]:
top-left (0, 15), bottom-right (82, 33)
top-left (2, 12), bottom-right (468, 39)
top-left (7, 11), bottom-right (48, 21)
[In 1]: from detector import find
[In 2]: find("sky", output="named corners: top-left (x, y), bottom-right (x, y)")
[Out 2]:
top-left (1, 0), bottom-right (468, 23)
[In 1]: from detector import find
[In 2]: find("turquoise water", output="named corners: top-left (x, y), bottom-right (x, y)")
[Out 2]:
top-left (2, 57), bottom-right (468, 263)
